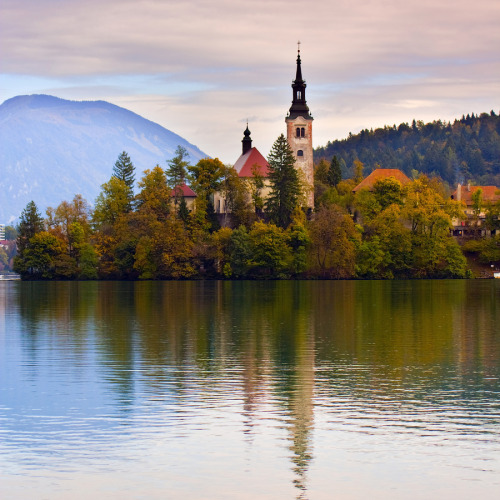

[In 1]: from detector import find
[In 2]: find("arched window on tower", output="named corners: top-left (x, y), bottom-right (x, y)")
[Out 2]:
top-left (297, 91), bottom-right (302, 100)
top-left (301, 128), bottom-right (305, 137)
top-left (296, 128), bottom-right (301, 137)
top-left (297, 150), bottom-right (304, 157)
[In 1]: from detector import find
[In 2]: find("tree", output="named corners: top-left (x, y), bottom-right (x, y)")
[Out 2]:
top-left (327, 155), bottom-right (342, 187)
top-left (92, 177), bottom-right (133, 228)
top-left (248, 220), bottom-right (292, 278)
top-left (188, 158), bottom-right (225, 232)
top-left (265, 134), bottom-right (301, 228)
top-left (5, 226), bottom-right (17, 240)
top-left (16, 201), bottom-right (44, 253)
top-left (220, 166), bottom-right (252, 227)
top-left (136, 166), bottom-right (171, 221)
top-left (112, 151), bottom-right (135, 211)
top-left (308, 205), bottom-right (359, 278)
top-left (248, 164), bottom-right (265, 214)
top-left (14, 201), bottom-right (45, 277)
top-left (352, 159), bottom-right (364, 185)
top-left (372, 177), bottom-right (404, 210)
top-left (166, 146), bottom-right (190, 207)
top-left (15, 231), bottom-right (69, 279)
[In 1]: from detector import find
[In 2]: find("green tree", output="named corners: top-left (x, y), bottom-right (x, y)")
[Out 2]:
top-left (112, 151), bottom-right (135, 211)
top-left (372, 177), bottom-right (404, 210)
top-left (248, 220), bottom-right (292, 278)
top-left (167, 146), bottom-right (190, 207)
top-left (5, 226), bottom-right (17, 240)
top-left (228, 225), bottom-right (252, 278)
top-left (16, 231), bottom-right (69, 280)
top-left (265, 134), bottom-right (301, 228)
top-left (287, 212), bottom-right (310, 275)
top-left (16, 201), bottom-right (44, 253)
top-left (327, 155), bottom-right (342, 187)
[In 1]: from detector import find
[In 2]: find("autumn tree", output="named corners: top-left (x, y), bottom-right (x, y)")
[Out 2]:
top-left (265, 134), bottom-right (301, 228)
top-left (188, 158), bottom-right (225, 232)
top-left (308, 205), bottom-right (359, 278)
top-left (136, 166), bottom-right (171, 221)
top-left (92, 177), bottom-right (133, 228)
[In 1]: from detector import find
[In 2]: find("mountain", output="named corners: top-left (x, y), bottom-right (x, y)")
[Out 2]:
top-left (0, 95), bottom-right (208, 223)
top-left (314, 111), bottom-right (500, 186)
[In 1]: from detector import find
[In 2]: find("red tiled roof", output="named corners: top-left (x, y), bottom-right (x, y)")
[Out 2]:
top-left (353, 169), bottom-right (411, 192)
top-left (451, 185), bottom-right (500, 204)
top-left (171, 183), bottom-right (197, 198)
top-left (234, 147), bottom-right (269, 178)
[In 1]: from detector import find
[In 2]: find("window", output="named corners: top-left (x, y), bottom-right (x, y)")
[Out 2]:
top-left (296, 128), bottom-right (301, 137)
top-left (297, 150), bottom-right (304, 157)
top-left (301, 127), bottom-right (305, 137)
top-left (297, 91), bottom-right (302, 99)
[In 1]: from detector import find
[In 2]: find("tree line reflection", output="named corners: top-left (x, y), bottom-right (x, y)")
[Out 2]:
top-left (5, 279), bottom-right (500, 497)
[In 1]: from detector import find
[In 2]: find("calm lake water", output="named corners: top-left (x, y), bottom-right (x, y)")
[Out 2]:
top-left (1, 280), bottom-right (499, 499)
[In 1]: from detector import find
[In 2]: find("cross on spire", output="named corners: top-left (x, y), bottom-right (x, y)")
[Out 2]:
top-left (297, 40), bottom-right (301, 54)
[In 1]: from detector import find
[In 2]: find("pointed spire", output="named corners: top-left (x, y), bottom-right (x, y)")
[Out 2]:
top-left (295, 41), bottom-right (304, 84)
top-left (242, 122), bottom-right (252, 155)
top-left (288, 44), bottom-right (312, 120)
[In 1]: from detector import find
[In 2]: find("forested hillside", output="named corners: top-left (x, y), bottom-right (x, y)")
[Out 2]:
top-left (315, 111), bottom-right (500, 186)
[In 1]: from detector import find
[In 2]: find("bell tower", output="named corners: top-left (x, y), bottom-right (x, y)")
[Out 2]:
top-left (286, 42), bottom-right (314, 208)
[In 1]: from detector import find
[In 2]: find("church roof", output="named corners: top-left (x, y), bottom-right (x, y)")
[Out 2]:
top-left (353, 169), bottom-right (411, 192)
top-left (171, 183), bottom-right (197, 198)
top-left (234, 147), bottom-right (269, 178)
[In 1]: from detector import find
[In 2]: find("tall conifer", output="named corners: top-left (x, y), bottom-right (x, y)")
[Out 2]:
top-left (265, 134), bottom-right (301, 228)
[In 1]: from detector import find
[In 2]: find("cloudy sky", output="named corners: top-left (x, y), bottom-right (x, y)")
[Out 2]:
top-left (1, 0), bottom-right (499, 163)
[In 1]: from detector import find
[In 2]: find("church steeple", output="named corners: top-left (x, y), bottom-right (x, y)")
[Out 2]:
top-left (288, 43), bottom-right (312, 120)
top-left (286, 43), bottom-right (314, 208)
top-left (242, 122), bottom-right (252, 155)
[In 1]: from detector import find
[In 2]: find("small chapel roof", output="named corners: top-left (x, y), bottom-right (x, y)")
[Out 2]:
top-left (171, 183), bottom-right (197, 198)
top-left (234, 147), bottom-right (269, 178)
top-left (353, 169), bottom-right (411, 192)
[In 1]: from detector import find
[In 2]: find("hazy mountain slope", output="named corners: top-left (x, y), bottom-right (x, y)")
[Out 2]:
top-left (0, 95), bottom-right (208, 222)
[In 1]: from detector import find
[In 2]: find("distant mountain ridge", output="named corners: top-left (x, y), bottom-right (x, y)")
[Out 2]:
top-left (314, 111), bottom-right (500, 186)
top-left (0, 95), bottom-right (208, 222)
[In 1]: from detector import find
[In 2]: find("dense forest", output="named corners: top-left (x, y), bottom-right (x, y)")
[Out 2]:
top-left (314, 111), bottom-right (500, 186)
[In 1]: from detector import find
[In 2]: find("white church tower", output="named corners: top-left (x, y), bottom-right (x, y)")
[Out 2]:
top-left (286, 44), bottom-right (314, 208)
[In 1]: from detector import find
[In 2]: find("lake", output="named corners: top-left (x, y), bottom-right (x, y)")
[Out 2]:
top-left (1, 280), bottom-right (499, 499)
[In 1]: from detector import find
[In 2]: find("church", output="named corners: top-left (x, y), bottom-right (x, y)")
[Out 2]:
top-left (214, 46), bottom-right (314, 214)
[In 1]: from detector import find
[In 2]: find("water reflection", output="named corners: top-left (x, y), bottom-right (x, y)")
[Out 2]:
top-left (1, 280), bottom-right (500, 498)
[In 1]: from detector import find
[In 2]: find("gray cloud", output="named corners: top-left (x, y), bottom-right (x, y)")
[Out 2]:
top-left (1, 0), bottom-right (499, 162)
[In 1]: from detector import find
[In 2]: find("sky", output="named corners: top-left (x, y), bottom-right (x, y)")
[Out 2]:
top-left (1, 0), bottom-right (499, 164)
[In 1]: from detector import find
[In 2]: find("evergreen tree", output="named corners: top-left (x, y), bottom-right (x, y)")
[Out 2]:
top-left (167, 146), bottom-right (191, 209)
top-left (167, 146), bottom-right (190, 186)
top-left (327, 155), bottom-right (342, 187)
top-left (16, 201), bottom-right (44, 253)
top-left (265, 134), bottom-right (301, 228)
top-left (14, 201), bottom-right (45, 277)
top-left (112, 151), bottom-right (135, 210)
